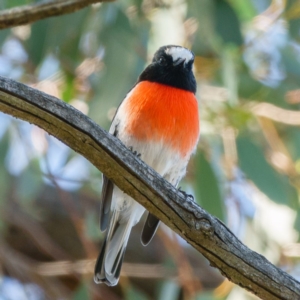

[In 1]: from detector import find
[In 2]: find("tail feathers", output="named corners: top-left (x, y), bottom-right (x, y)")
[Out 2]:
top-left (100, 176), bottom-right (114, 232)
top-left (94, 210), bottom-right (132, 286)
top-left (141, 213), bottom-right (160, 246)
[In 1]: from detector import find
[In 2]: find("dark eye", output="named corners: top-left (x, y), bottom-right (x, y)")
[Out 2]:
top-left (158, 56), bottom-right (167, 66)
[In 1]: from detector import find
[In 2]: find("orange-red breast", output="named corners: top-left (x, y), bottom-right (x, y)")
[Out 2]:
top-left (94, 45), bottom-right (200, 286)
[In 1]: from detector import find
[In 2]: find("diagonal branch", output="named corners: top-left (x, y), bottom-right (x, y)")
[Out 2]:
top-left (0, 0), bottom-right (113, 30)
top-left (0, 75), bottom-right (299, 300)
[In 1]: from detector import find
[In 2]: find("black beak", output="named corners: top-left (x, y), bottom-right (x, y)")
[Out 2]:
top-left (173, 58), bottom-right (186, 66)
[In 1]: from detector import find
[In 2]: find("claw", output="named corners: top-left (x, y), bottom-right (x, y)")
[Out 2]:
top-left (178, 187), bottom-right (194, 200)
top-left (128, 147), bottom-right (141, 158)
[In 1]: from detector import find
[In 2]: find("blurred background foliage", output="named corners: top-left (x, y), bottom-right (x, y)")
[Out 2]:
top-left (0, 0), bottom-right (300, 299)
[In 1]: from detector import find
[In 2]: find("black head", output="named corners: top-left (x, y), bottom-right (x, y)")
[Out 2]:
top-left (138, 45), bottom-right (196, 94)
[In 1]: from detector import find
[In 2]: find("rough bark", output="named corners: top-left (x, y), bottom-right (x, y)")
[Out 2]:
top-left (0, 76), bottom-right (299, 299)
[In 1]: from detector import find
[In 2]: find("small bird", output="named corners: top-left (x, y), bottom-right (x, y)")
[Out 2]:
top-left (94, 45), bottom-right (200, 286)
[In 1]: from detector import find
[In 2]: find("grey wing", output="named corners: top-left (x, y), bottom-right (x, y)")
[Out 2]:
top-left (99, 113), bottom-right (120, 232)
top-left (100, 175), bottom-right (114, 232)
top-left (141, 212), bottom-right (160, 246)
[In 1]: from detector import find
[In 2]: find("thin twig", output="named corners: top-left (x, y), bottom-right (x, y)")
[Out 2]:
top-left (45, 159), bottom-right (98, 259)
top-left (0, 0), bottom-right (114, 30)
top-left (2, 206), bottom-right (70, 261)
top-left (158, 229), bottom-right (202, 298)
top-left (251, 102), bottom-right (300, 126)
top-left (0, 238), bottom-right (70, 298)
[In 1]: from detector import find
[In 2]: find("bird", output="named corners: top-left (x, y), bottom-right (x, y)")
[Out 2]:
top-left (94, 45), bottom-right (200, 286)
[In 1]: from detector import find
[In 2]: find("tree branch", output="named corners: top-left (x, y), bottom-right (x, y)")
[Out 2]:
top-left (0, 76), bottom-right (299, 299)
top-left (0, 0), bottom-right (113, 30)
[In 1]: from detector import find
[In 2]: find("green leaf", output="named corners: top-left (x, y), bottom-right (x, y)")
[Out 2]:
top-left (288, 18), bottom-right (300, 40)
top-left (88, 4), bottom-right (146, 125)
top-left (24, 7), bottom-right (90, 69)
top-left (229, 0), bottom-right (256, 22)
top-left (72, 282), bottom-right (90, 300)
top-left (125, 285), bottom-right (150, 300)
top-left (0, 130), bottom-right (10, 205)
top-left (284, 127), bottom-right (300, 161)
top-left (194, 151), bottom-right (225, 221)
top-left (282, 45), bottom-right (300, 77)
top-left (238, 67), bottom-right (264, 99)
top-left (16, 159), bottom-right (43, 206)
top-left (0, 129), bottom-right (11, 236)
top-left (61, 73), bottom-right (75, 103)
top-left (2, 0), bottom-right (29, 9)
top-left (85, 211), bottom-right (102, 241)
top-left (46, 8), bottom-right (90, 64)
top-left (223, 104), bottom-right (253, 130)
top-left (286, 0), bottom-right (300, 40)
top-left (187, 0), bottom-right (218, 55)
top-left (0, 29), bottom-right (10, 46)
top-left (196, 291), bottom-right (219, 300)
top-left (214, 0), bottom-right (243, 46)
top-left (25, 19), bottom-right (50, 67)
top-left (293, 207), bottom-right (300, 233)
top-left (158, 281), bottom-right (180, 300)
top-left (237, 136), bottom-right (297, 205)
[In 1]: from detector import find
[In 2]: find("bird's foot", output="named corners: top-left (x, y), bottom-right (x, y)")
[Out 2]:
top-left (178, 187), bottom-right (194, 201)
top-left (128, 146), bottom-right (141, 158)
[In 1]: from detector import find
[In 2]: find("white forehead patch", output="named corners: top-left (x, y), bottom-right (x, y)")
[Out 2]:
top-left (165, 47), bottom-right (194, 62)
